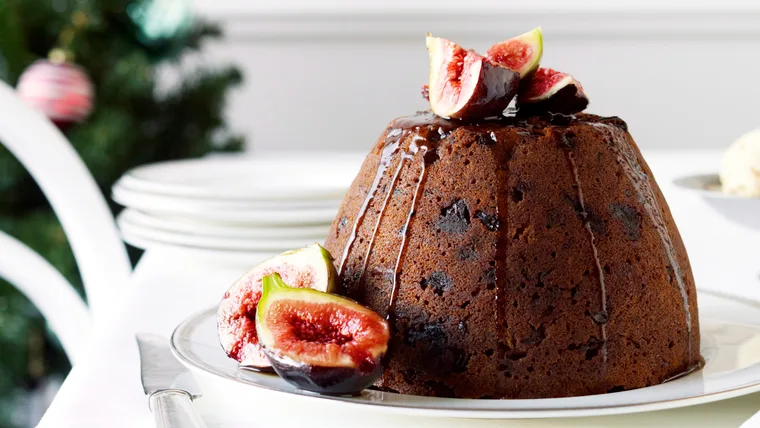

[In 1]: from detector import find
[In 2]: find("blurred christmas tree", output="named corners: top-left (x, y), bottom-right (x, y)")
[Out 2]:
top-left (0, 0), bottom-right (243, 426)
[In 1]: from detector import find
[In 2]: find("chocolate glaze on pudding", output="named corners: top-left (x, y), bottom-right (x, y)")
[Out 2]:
top-left (325, 111), bottom-right (702, 399)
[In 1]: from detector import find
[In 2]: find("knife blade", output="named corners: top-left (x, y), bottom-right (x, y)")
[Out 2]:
top-left (136, 333), bottom-right (207, 428)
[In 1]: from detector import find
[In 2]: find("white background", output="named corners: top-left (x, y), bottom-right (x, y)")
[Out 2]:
top-left (187, 0), bottom-right (760, 152)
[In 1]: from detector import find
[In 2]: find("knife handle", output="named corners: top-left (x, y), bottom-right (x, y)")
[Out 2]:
top-left (149, 389), bottom-right (207, 428)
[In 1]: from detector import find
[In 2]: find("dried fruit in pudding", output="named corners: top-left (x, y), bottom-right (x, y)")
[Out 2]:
top-left (256, 273), bottom-right (390, 395)
top-left (426, 34), bottom-right (519, 119)
top-left (486, 27), bottom-right (543, 79)
top-left (217, 244), bottom-right (337, 370)
top-left (517, 67), bottom-right (589, 115)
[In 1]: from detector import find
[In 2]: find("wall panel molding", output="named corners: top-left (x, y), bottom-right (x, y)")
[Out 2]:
top-left (195, 4), bottom-right (760, 151)
top-left (210, 11), bottom-right (760, 42)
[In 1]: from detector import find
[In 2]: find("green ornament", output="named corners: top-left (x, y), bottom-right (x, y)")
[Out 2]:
top-left (127, 0), bottom-right (192, 48)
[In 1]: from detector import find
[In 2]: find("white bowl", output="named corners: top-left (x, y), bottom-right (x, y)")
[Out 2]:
top-left (673, 173), bottom-right (760, 230)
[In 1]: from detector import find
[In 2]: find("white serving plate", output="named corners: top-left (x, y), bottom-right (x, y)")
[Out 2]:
top-left (119, 209), bottom-right (331, 240)
top-left (172, 290), bottom-right (760, 419)
top-left (113, 180), bottom-right (344, 211)
top-left (673, 173), bottom-right (760, 230)
top-left (117, 212), bottom-right (324, 252)
top-left (118, 227), bottom-right (279, 267)
top-left (114, 153), bottom-right (363, 202)
top-left (112, 185), bottom-right (340, 225)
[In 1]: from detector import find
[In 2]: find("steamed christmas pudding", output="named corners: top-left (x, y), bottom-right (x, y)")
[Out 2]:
top-left (218, 28), bottom-right (702, 399)
top-left (324, 29), bottom-right (702, 398)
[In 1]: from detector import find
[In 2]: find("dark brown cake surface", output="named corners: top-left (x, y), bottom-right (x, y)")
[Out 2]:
top-left (324, 111), bottom-right (702, 399)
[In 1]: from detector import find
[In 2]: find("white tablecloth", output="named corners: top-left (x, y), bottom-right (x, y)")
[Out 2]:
top-left (37, 150), bottom-right (760, 428)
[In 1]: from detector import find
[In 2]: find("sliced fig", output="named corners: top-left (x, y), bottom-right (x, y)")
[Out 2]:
top-left (486, 27), bottom-right (543, 79)
top-left (426, 34), bottom-right (519, 120)
top-left (517, 67), bottom-right (589, 115)
top-left (217, 244), bottom-right (338, 370)
top-left (256, 273), bottom-right (390, 395)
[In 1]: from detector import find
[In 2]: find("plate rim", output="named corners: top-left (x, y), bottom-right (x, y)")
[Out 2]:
top-left (117, 212), bottom-right (324, 251)
top-left (111, 187), bottom-right (340, 225)
top-left (117, 155), bottom-right (362, 201)
top-left (113, 180), bottom-right (345, 209)
top-left (117, 227), bottom-right (279, 264)
top-left (112, 187), bottom-right (338, 226)
top-left (118, 208), bottom-right (330, 239)
top-left (170, 289), bottom-right (760, 419)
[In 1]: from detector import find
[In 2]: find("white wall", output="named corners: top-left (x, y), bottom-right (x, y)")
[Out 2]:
top-left (193, 1), bottom-right (760, 152)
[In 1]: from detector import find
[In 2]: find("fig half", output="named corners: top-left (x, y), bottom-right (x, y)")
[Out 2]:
top-left (517, 67), bottom-right (589, 115)
top-left (426, 34), bottom-right (519, 119)
top-left (256, 273), bottom-right (390, 395)
top-left (217, 244), bottom-right (338, 370)
top-left (486, 27), bottom-right (543, 79)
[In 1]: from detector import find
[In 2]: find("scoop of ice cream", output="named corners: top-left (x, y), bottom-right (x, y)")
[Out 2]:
top-left (720, 129), bottom-right (760, 198)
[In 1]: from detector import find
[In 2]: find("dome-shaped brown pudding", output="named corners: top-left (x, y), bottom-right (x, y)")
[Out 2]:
top-left (324, 111), bottom-right (702, 399)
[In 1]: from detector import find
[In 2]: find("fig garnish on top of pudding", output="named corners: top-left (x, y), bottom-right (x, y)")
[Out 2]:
top-left (518, 68), bottom-right (589, 116)
top-left (486, 27), bottom-right (544, 79)
top-left (425, 34), bottom-right (520, 120)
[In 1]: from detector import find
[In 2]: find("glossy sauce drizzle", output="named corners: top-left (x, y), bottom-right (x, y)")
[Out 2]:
top-left (590, 122), bottom-right (693, 362)
top-left (338, 131), bottom-right (404, 275)
top-left (339, 111), bottom-right (504, 320)
top-left (491, 138), bottom-right (509, 338)
top-left (358, 151), bottom-right (408, 281)
top-left (387, 142), bottom-right (429, 321)
top-left (490, 135), bottom-right (512, 397)
top-left (564, 149), bottom-right (608, 366)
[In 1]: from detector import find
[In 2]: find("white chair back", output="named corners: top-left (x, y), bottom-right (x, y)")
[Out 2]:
top-left (0, 81), bottom-right (132, 358)
top-left (0, 231), bottom-right (91, 363)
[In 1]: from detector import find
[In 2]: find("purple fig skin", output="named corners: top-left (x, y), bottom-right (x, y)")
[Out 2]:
top-left (517, 68), bottom-right (589, 116)
top-left (451, 58), bottom-right (520, 120)
top-left (255, 273), bottom-right (391, 396)
top-left (517, 84), bottom-right (588, 116)
top-left (265, 351), bottom-right (386, 396)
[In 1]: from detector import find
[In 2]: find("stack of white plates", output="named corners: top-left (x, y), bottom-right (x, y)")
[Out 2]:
top-left (112, 153), bottom-right (363, 264)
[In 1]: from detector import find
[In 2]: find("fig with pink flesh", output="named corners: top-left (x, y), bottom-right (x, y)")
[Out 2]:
top-left (256, 273), bottom-right (390, 395)
top-left (486, 27), bottom-right (543, 79)
top-left (217, 244), bottom-right (338, 370)
top-left (517, 67), bottom-right (589, 115)
top-left (426, 34), bottom-right (519, 119)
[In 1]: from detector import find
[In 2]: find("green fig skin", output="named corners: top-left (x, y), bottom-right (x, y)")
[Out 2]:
top-left (486, 27), bottom-right (543, 79)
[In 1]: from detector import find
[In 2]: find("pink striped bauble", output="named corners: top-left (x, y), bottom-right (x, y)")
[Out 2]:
top-left (16, 60), bottom-right (94, 125)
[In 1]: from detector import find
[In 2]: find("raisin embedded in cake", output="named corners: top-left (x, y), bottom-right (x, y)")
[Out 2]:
top-left (324, 111), bottom-right (703, 399)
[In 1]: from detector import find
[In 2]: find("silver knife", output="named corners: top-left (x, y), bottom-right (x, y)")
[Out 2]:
top-left (136, 333), bottom-right (207, 428)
